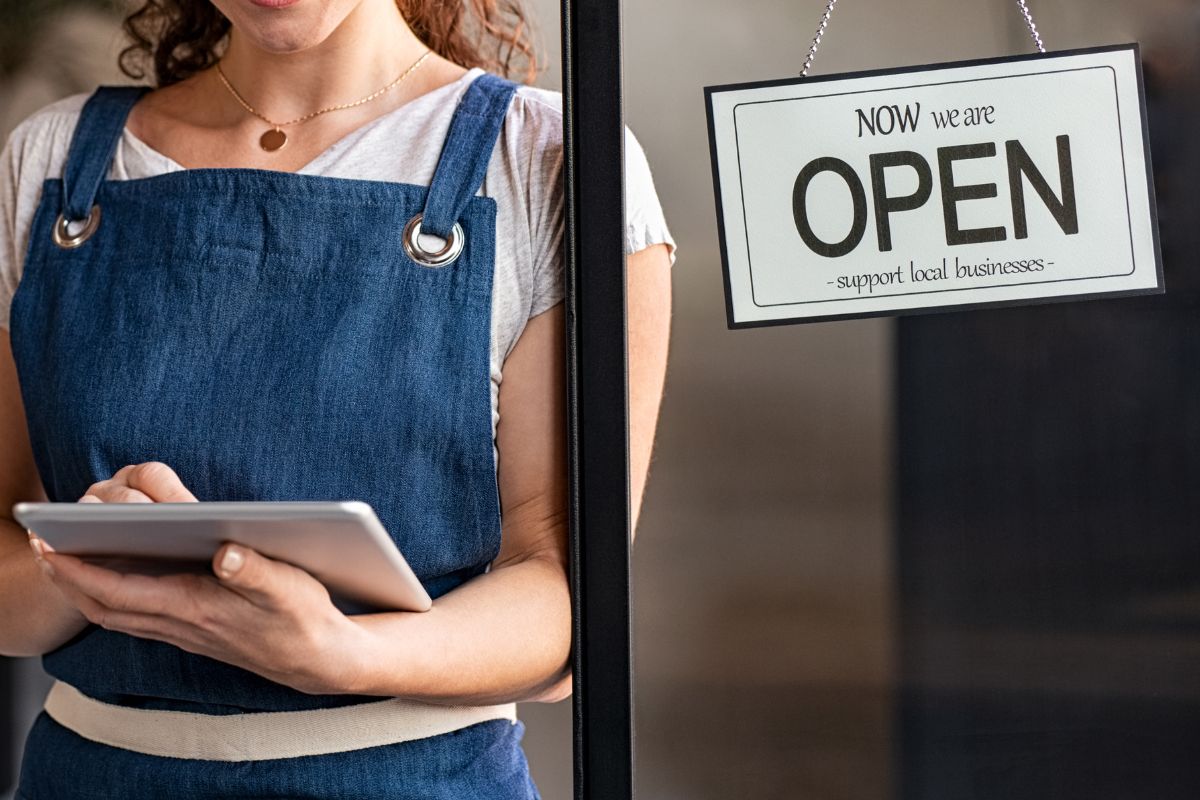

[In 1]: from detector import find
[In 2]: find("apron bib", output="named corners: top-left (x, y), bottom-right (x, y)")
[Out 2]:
top-left (12, 74), bottom-right (540, 799)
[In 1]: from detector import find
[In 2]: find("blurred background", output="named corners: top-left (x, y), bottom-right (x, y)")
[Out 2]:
top-left (3, 1), bottom-right (1199, 798)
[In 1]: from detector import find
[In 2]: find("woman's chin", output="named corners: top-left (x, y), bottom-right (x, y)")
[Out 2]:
top-left (216, 0), bottom-right (348, 54)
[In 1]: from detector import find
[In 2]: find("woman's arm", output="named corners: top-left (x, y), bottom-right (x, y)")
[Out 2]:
top-left (345, 298), bottom-right (571, 704)
top-left (627, 243), bottom-right (673, 535)
top-left (496, 242), bottom-right (674, 703)
top-left (0, 327), bottom-right (90, 657)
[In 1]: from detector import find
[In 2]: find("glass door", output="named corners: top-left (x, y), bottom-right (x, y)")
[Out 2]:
top-left (615, 1), bottom-right (1200, 798)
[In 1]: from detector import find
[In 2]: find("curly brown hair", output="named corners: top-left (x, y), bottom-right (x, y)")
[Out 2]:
top-left (118, 0), bottom-right (542, 88)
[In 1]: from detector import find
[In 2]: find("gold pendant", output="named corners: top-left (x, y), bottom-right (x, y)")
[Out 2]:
top-left (260, 128), bottom-right (287, 152)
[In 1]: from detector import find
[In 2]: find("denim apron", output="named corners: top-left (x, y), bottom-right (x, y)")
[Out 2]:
top-left (11, 74), bottom-right (542, 799)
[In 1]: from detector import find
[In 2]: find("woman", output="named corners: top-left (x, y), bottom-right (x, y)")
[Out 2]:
top-left (0, 0), bottom-right (675, 796)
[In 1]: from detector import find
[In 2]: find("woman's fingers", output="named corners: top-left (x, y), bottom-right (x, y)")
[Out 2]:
top-left (114, 461), bottom-right (198, 502)
top-left (78, 461), bottom-right (199, 503)
top-left (79, 481), bottom-right (154, 503)
top-left (41, 565), bottom-right (198, 643)
top-left (41, 550), bottom-right (189, 616)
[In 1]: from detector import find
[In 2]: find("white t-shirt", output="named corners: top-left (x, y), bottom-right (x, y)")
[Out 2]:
top-left (0, 66), bottom-right (677, 447)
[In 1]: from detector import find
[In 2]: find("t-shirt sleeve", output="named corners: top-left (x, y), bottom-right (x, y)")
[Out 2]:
top-left (527, 117), bottom-right (677, 320)
top-left (0, 97), bottom-right (85, 332)
top-left (0, 125), bottom-right (26, 332)
top-left (526, 100), bottom-right (566, 319)
top-left (623, 125), bottom-right (677, 265)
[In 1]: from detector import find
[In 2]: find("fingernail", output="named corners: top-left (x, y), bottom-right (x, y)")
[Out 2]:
top-left (29, 537), bottom-right (44, 558)
top-left (219, 546), bottom-right (244, 577)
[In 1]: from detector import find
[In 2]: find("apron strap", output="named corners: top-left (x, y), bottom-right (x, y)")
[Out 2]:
top-left (62, 86), bottom-right (150, 222)
top-left (418, 73), bottom-right (520, 239)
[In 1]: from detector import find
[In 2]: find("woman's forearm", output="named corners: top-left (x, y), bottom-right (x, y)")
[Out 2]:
top-left (341, 548), bottom-right (571, 706)
top-left (0, 519), bottom-right (89, 656)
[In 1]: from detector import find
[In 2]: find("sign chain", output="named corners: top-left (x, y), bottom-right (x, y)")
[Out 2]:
top-left (800, 0), bottom-right (839, 78)
top-left (800, 0), bottom-right (1048, 76)
top-left (1016, 0), bottom-right (1046, 54)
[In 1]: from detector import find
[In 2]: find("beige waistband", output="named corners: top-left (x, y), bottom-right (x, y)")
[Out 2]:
top-left (43, 680), bottom-right (518, 762)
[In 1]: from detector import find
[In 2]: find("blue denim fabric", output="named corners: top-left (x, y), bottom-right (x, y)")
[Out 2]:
top-left (11, 74), bottom-right (540, 798)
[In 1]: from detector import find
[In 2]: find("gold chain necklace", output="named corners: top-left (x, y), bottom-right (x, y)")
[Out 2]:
top-left (215, 50), bottom-right (432, 152)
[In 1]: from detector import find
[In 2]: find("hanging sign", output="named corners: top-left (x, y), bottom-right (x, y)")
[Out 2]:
top-left (705, 44), bottom-right (1163, 327)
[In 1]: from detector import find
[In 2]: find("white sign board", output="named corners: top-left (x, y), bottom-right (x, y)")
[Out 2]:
top-left (705, 45), bottom-right (1163, 327)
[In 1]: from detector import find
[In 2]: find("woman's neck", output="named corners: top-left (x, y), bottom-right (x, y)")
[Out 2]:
top-left (124, 1), bottom-right (470, 173)
top-left (217, 1), bottom-right (431, 122)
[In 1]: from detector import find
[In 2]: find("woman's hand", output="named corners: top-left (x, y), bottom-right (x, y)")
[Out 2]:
top-left (27, 461), bottom-right (372, 696)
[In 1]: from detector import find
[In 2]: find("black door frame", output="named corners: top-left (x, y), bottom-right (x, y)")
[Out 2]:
top-left (561, 0), bottom-right (634, 798)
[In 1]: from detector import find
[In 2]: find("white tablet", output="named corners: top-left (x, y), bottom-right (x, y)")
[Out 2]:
top-left (11, 501), bottom-right (433, 613)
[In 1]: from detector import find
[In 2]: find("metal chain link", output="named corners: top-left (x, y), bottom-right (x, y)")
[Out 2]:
top-left (1016, 0), bottom-right (1046, 53)
top-left (800, 0), bottom-right (839, 77)
top-left (800, 0), bottom-right (1047, 77)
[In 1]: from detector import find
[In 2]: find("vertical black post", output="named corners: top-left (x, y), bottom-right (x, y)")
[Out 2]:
top-left (560, 0), bottom-right (633, 799)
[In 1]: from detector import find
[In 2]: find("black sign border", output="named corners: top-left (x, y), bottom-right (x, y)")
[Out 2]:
top-left (703, 42), bottom-right (1165, 329)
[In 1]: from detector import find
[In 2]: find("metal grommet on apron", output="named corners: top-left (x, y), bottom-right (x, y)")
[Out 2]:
top-left (10, 76), bottom-right (540, 799)
top-left (51, 205), bottom-right (101, 249)
top-left (402, 212), bottom-right (465, 267)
